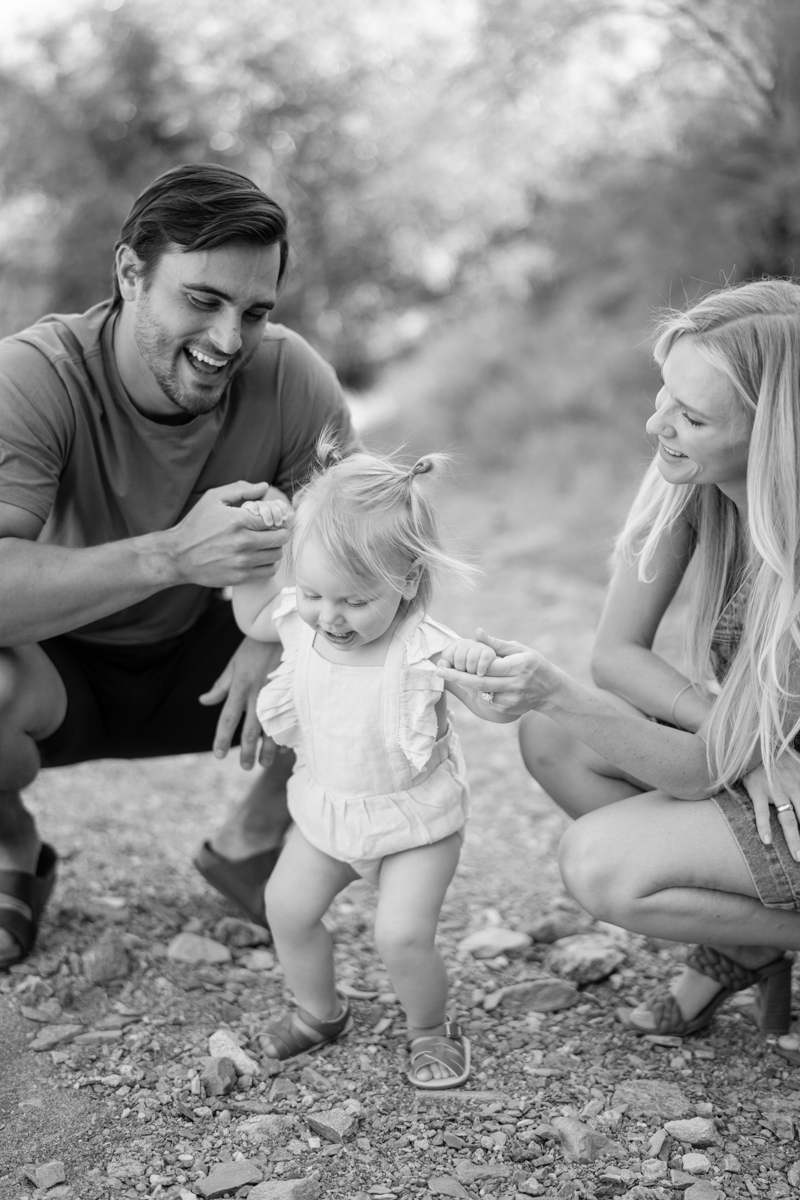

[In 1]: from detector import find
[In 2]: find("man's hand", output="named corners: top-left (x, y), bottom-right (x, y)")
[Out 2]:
top-left (744, 759), bottom-right (800, 860)
top-left (199, 636), bottom-right (282, 769)
top-left (168, 481), bottom-right (289, 587)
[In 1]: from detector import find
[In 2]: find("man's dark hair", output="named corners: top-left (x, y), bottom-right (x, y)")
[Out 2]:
top-left (111, 162), bottom-right (289, 308)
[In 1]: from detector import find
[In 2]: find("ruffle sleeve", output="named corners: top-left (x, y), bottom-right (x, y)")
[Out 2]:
top-left (255, 588), bottom-right (304, 747)
top-left (398, 614), bottom-right (458, 774)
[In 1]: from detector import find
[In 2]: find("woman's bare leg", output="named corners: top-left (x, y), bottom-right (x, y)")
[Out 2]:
top-left (559, 791), bottom-right (800, 1027)
top-left (519, 703), bottom-right (650, 819)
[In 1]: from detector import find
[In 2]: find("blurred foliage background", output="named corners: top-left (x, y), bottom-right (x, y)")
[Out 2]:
top-left (1, 0), bottom-right (798, 484)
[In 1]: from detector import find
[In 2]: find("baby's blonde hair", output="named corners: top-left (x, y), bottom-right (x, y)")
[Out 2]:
top-left (284, 434), bottom-right (474, 617)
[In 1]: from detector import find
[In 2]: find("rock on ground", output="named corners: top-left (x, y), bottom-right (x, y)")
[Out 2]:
top-left (543, 933), bottom-right (625, 983)
top-left (195, 1159), bottom-right (263, 1198)
top-left (664, 1117), bottom-right (717, 1146)
top-left (166, 932), bottom-right (232, 964)
top-left (611, 1079), bottom-right (692, 1119)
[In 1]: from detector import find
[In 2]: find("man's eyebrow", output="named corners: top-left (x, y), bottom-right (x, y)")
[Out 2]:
top-left (182, 283), bottom-right (275, 309)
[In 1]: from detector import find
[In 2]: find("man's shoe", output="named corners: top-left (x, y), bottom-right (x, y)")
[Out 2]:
top-left (0, 844), bottom-right (58, 970)
top-left (193, 842), bottom-right (280, 929)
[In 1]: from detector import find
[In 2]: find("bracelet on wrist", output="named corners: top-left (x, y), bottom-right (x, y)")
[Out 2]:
top-left (670, 682), bottom-right (694, 727)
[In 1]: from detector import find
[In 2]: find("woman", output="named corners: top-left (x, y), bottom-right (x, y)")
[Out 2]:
top-left (437, 279), bottom-right (800, 1056)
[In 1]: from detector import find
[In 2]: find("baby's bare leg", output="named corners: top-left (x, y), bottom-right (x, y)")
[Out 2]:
top-left (375, 833), bottom-right (461, 1081)
top-left (264, 827), bottom-right (357, 1027)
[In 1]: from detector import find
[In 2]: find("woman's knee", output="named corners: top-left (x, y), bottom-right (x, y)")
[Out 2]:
top-left (519, 711), bottom-right (575, 781)
top-left (558, 812), bottom-right (635, 924)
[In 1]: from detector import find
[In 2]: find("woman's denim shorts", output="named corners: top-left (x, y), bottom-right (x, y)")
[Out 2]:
top-left (713, 785), bottom-right (800, 910)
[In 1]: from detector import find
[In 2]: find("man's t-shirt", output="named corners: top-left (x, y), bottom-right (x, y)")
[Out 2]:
top-left (0, 301), bottom-right (353, 645)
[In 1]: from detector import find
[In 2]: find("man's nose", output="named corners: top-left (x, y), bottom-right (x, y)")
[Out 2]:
top-left (208, 311), bottom-right (243, 357)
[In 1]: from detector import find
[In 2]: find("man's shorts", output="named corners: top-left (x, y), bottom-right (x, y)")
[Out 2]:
top-left (37, 596), bottom-right (245, 767)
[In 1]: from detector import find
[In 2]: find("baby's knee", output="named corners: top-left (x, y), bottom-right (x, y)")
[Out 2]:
top-left (558, 814), bottom-right (633, 925)
top-left (374, 917), bottom-right (429, 963)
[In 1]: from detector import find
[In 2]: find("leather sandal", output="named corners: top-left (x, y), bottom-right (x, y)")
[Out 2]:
top-left (616, 945), bottom-right (793, 1037)
top-left (0, 844), bottom-right (58, 970)
top-left (193, 841), bottom-right (280, 929)
top-left (407, 1020), bottom-right (471, 1090)
top-left (259, 995), bottom-right (352, 1060)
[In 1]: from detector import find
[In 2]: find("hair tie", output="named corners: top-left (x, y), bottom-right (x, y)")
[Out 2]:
top-left (410, 459), bottom-right (433, 479)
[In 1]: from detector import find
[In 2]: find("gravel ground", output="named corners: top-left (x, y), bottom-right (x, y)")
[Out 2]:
top-left (3, 471), bottom-right (799, 1200)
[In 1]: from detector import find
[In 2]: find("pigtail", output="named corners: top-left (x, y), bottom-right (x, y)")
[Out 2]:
top-left (408, 457), bottom-right (434, 480)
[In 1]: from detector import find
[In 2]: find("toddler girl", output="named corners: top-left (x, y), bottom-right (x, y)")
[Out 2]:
top-left (233, 441), bottom-right (513, 1089)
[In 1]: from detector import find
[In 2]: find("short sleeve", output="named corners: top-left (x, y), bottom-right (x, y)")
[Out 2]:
top-left (0, 339), bottom-right (74, 521)
top-left (255, 588), bottom-right (304, 746)
top-left (271, 329), bottom-right (359, 496)
top-left (398, 614), bottom-right (459, 773)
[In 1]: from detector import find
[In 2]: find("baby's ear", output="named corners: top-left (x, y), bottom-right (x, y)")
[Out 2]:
top-left (401, 560), bottom-right (424, 598)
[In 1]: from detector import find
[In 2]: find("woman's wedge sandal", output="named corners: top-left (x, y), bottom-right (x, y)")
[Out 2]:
top-left (259, 995), bottom-right (352, 1061)
top-left (407, 1021), bottom-right (471, 1090)
top-left (615, 945), bottom-right (793, 1037)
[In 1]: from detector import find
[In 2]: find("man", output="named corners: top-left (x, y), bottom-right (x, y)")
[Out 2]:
top-left (0, 163), bottom-right (354, 967)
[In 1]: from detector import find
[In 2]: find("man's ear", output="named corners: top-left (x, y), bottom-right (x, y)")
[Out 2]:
top-left (402, 560), bottom-right (424, 599)
top-left (115, 245), bottom-right (147, 303)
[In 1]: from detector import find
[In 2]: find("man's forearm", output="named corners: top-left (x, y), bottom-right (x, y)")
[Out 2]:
top-left (0, 533), bottom-right (178, 645)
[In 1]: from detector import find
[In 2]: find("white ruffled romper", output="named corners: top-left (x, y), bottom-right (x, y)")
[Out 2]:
top-left (255, 588), bottom-right (470, 884)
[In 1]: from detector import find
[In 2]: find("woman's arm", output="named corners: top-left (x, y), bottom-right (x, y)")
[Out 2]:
top-left (438, 635), bottom-right (714, 798)
top-left (592, 517), bottom-right (712, 733)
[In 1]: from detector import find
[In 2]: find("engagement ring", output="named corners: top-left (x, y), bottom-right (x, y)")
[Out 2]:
top-left (775, 803), bottom-right (794, 813)
top-left (480, 691), bottom-right (494, 703)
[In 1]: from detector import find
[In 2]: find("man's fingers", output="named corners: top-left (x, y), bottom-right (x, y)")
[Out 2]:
top-left (215, 480), bottom-right (271, 506)
top-left (199, 668), bottom-right (232, 707)
top-left (238, 709), bottom-right (263, 771)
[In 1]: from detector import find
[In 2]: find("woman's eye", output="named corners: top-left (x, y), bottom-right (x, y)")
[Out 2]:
top-left (682, 412), bottom-right (703, 428)
top-left (347, 600), bottom-right (369, 608)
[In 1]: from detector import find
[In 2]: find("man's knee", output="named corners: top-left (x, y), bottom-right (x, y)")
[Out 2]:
top-left (0, 651), bottom-right (26, 715)
top-left (558, 814), bottom-right (632, 925)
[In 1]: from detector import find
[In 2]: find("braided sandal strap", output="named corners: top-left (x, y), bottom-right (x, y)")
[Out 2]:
top-left (686, 945), bottom-right (763, 992)
top-left (638, 987), bottom-right (692, 1036)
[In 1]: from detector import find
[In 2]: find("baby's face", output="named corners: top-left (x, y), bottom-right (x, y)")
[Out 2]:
top-left (294, 536), bottom-right (404, 653)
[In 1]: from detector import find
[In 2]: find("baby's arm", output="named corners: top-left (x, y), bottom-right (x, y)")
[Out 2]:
top-left (434, 637), bottom-right (518, 723)
top-left (232, 489), bottom-right (292, 641)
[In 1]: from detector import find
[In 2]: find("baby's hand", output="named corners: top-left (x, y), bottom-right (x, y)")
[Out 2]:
top-left (241, 498), bottom-right (290, 529)
top-left (439, 637), bottom-right (497, 677)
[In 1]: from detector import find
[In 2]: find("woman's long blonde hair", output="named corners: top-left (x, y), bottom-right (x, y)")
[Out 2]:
top-left (617, 279), bottom-right (800, 789)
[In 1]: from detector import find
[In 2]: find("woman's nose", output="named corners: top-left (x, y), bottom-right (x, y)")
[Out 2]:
top-left (647, 388), bottom-right (676, 437)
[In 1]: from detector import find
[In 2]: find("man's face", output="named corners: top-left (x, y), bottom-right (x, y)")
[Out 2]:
top-left (124, 241), bottom-right (282, 419)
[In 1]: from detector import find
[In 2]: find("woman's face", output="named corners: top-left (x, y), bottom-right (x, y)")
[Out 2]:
top-left (646, 335), bottom-right (752, 508)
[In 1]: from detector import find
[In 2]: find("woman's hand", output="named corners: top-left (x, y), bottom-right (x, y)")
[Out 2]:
top-left (436, 628), bottom-right (558, 718)
top-left (744, 760), bottom-right (800, 860)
